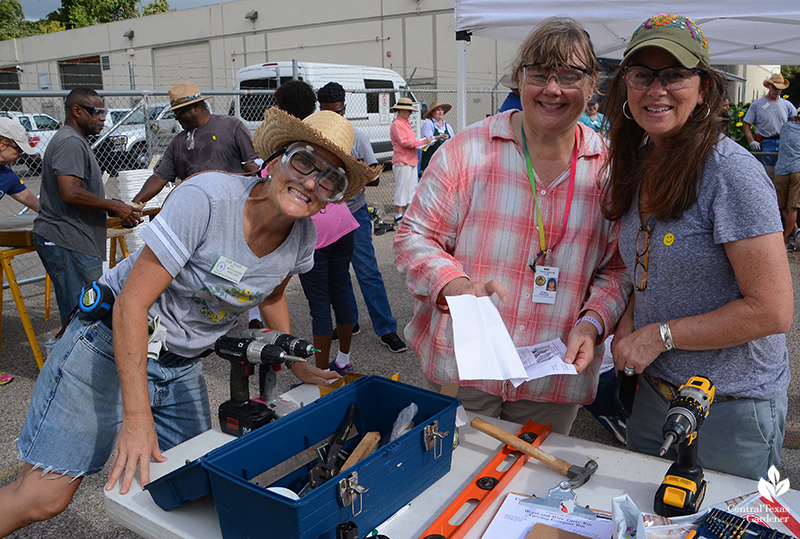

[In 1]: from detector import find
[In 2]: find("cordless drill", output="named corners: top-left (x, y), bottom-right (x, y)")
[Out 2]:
top-left (215, 336), bottom-right (308, 436)
top-left (653, 376), bottom-right (715, 517)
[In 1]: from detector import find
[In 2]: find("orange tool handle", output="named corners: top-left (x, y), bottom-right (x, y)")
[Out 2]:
top-left (470, 417), bottom-right (572, 476)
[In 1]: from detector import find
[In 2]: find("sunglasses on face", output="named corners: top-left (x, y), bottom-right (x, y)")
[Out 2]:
top-left (2, 141), bottom-right (23, 155)
top-left (78, 104), bottom-right (108, 118)
top-left (623, 65), bottom-right (706, 91)
top-left (279, 142), bottom-right (348, 202)
top-left (522, 63), bottom-right (589, 89)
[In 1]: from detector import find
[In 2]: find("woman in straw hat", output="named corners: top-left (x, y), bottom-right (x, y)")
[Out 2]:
top-left (390, 97), bottom-right (447, 222)
top-left (394, 17), bottom-right (629, 434)
top-left (603, 14), bottom-right (791, 479)
top-left (0, 108), bottom-right (381, 535)
top-left (420, 100), bottom-right (454, 173)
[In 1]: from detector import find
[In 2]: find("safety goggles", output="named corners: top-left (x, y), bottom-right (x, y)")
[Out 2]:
top-left (623, 66), bottom-right (706, 91)
top-left (78, 104), bottom-right (108, 118)
top-left (279, 142), bottom-right (348, 202)
top-left (522, 63), bottom-right (589, 89)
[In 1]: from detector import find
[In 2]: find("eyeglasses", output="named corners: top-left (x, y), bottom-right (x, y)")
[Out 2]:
top-left (634, 220), bottom-right (653, 291)
top-left (522, 63), bottom-right (589, 89)
top-left (623, 66), bottom-right (707, 91)
top-left (1, 141), bottom-right (23, 155)
top-left (78, 104), bottom-right (108, 118)
top-left (324, 104), bottom-right (346, 115)
top-left (280, 142), bottom-right (348, 202)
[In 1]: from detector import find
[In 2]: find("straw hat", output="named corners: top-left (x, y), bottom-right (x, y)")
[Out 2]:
top-left (253, 108), bottom-right (382, 202)
top-left (423, 101), bottom-right (452, 119)
top-left (763, 73), bottom-right (790, 90)
top-left (390, 97), bottom-right (418, 113)
top-left (168, 82), bottom-right (210, 111)
top-left (0, 118), bottom-right (35, 155)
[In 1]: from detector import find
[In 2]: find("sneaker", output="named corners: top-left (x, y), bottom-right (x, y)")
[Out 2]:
top-left (787, 242), bottom-right (796, 252)
top-left (329, 361), bottom-right (354, 376)
top-left (380, 332), bottom-right (407, 353)
top-left (332, 322), bottom-right (360, 341)
top-left (597, 415), bottom-right (626, 445)
top-left (0, 372), bottom-right (13, 385)
top-left (394, 215), bottom-right (403, 223)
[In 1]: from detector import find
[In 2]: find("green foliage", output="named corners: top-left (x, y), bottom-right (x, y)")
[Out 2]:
top-left (728, 103), bottom-right (752, 149)
top-left (143, 0), bottom-right (174, 16)
top-left (0, 0), bottom-right (65, 40)
top-left (781, 66), bottom-right (800, 108)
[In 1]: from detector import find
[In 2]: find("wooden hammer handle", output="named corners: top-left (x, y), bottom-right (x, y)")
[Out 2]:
top-left (470, 417), bottom-right (572, 476)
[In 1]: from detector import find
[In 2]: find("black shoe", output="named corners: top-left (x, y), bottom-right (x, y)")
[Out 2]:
top-left (380, 332), bottom-right (407, 353)
top-left (248, 319), bottom-right (265, 329)
top-left (332, 322), bottom-right (360, 341)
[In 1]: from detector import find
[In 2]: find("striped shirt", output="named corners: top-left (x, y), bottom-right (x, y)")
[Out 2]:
top-left (393, 111), bottom-right (631, 405)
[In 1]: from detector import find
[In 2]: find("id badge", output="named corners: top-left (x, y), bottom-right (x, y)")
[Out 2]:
top-left (210, 255), bottom-right (247, 284)
top-left (532, 266), bottom-right (559, 304)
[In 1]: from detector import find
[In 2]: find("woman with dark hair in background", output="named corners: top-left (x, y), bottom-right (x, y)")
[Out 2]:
top-left (604, 14), bottom-right (792, 480)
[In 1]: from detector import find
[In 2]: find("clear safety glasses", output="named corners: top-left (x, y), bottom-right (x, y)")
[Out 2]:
top-left (522, 63), bottom-right (589, 89)
top-left (280, 142), bottom-right (348, 202)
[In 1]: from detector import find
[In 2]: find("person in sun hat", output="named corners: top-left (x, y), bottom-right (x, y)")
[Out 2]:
top-left (578, 94), bottom-right (606, 134)
top-left (743, 73), bottom-right (796, 167)
top-left (132, 81), bottom-right (259, 205)
top-left (0, 117), bottom-right (39, 213)
top-left (420, 100), bottom-right (454, 173)
top-left (390, 97), bottom-right (446, 222)
top-left (0, 107), bottom-right (381, 535)
top-left (603, 14), bottom-right (791, 480)
top-left (498, 73), bottom-right (522, 113)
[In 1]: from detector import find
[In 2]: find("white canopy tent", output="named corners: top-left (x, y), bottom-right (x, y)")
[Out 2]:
top-left (453, 1), bottom-right (800, 128)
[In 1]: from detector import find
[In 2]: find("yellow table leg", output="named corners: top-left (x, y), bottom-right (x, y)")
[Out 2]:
top-left (45, 274), bottom-right (51, 322)
top-left (110, 239), bottom-right (118, 269)
top-left (0, 254), bottom-right (44, 368)
top-left (118, 236), bottom-right (130, 259)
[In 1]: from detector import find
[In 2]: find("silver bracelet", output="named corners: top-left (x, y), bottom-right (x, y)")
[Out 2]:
top-left (659, 321), bottom-right (676, 351)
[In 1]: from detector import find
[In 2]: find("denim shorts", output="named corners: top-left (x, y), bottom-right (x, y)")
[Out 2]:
top-left (17, 317), bottom-right (211, 477)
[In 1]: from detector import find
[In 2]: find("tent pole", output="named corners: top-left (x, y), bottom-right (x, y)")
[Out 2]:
top-left (456, 30), bottom-right (471, 131)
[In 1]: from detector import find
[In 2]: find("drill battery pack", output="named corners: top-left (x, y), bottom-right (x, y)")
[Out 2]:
top-left (654, 466), bottom-right (707, 517)
top-left (219, 399), bottom-right (277, 437)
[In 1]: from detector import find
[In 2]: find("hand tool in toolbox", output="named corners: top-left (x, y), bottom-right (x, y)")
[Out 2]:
top-left (308, 401), bottom-right (358, 489)
top-left (419, 419), bottom-right (552, 539)
top-left (653, 376), bottom-right (715, 517)
top-left (470, 417), bottom-right (598, 488)
top-left (214, 333), bottom-right (312, 436)
top-left (686, 507), bottom-right (795, 539)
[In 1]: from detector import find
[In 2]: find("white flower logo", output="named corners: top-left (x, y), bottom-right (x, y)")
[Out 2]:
top-left (758, 466), bottom-right (790, 502)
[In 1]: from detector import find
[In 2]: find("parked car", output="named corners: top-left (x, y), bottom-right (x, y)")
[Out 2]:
top-left (93, 102), bottom-right (178, 174)
top-left (0, 111), bottom-right (61, 174)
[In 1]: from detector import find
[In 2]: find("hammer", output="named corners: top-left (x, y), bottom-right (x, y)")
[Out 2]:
top-left (471, 417), bottom-right (598, 488)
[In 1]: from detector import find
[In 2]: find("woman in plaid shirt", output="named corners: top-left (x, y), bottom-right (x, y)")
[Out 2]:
top-left (394, 17), bottom-right (630, 434)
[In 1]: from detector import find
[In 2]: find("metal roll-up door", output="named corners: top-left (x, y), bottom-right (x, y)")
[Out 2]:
top-left (153, 42), bottom-right (212, 90)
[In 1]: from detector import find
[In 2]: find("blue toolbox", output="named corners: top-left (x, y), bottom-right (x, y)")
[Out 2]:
top-left (145, 376), bottom-right (459, 539)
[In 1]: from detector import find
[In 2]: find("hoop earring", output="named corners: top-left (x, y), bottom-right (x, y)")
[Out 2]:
top-left (691, 103), bottom-right (711, 121)
top-left (623, 100), bottom-right (633, 120)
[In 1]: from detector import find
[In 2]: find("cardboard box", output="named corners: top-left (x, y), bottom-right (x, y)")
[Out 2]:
top-left (146, 376), bottom-right (458, 539)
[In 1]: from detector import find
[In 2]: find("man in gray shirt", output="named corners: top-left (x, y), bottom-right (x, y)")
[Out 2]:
top-left (133, 82), bottom-right (259, 204)
top-left (33, 88), bottom-right (141, 324)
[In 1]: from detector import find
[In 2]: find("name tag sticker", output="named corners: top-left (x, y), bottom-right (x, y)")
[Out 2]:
top-left (211, 255), bottom-right (247, 284)
top-left (532, 266), bottom-right (559, 305)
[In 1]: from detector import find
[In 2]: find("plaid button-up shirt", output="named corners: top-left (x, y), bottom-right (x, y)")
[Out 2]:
top-left (394, 111), bottom-right (631, 404)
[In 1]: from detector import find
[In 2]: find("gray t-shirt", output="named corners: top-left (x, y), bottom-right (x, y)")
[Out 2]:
top-left (33, 125), bottom-right (107, 259)
top-left (743, 96), bottom-right (795, 138)
top-left (775, 120), bottom-right (800, 176)
top-left (345, 128), bottom-right (378, 213)
top-left (153, 115), bottom-right (258, 182)
top-left (619, 137), bottom-right (789, 399)
top-left (100, 172), bottom-right (316, 358)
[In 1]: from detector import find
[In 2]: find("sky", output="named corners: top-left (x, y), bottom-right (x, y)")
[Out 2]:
top-left (21, 0), bottom-right (219, 21)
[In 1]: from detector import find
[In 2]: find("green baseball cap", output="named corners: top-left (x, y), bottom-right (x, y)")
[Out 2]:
top-left (622, 14), bottom-right (710, 69)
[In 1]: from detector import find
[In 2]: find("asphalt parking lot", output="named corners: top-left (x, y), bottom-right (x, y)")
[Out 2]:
top-left (0, 217), bottom-right (798, 538)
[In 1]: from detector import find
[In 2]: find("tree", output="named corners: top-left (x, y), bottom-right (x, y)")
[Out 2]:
top-left (781, 66), bottom-right (800, 107)
top-left (143, 0), bottom-right (174, 16)
top-left (45, 0), bottom-right (173, 29)
top-left (0, 0), bottom-right (65, 40)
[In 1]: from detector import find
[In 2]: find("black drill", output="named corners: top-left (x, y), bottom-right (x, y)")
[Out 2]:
top-left (215, 336), bottom-right (307, 436)
top-left (653, 376), bottom-right (715, 517)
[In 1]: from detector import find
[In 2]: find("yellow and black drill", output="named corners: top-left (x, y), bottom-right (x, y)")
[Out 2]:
top-left (653, 376), bottom-right (715, 517)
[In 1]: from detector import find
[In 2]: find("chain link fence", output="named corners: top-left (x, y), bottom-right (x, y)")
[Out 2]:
top-left (0, 87), bottom-right (511, 285)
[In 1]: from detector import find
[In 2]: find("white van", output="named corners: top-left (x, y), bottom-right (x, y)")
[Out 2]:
top-left (234, 61), bottom-right (416, 163)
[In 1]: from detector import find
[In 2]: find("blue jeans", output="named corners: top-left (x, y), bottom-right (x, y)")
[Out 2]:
top-left (627, 374), bottom-right (786, 480)
top-left (758, 137), bottom-right (780, 167)
top-left (345, 206), bottom-right (397, 337)
top-left (32, 233), bottom-right (103, 325)
top-left (17, 317), bottom-right (211, 476)
top-left (299, 232), bottom-right (355, 336)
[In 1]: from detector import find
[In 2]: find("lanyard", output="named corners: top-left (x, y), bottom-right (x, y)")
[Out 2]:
top-left (522, 125), bottom-right (579, 267)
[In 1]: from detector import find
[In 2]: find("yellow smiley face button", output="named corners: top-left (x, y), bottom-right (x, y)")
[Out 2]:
top-left (664, 233), bottom-right (674, 246)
